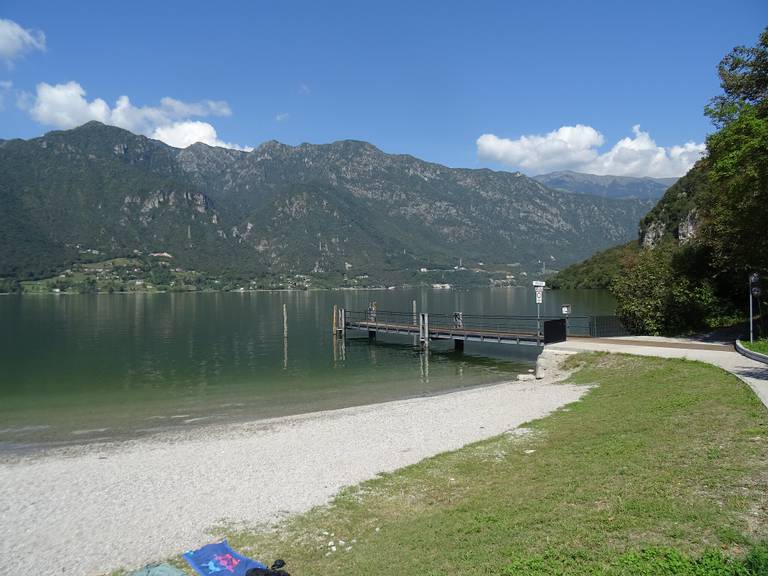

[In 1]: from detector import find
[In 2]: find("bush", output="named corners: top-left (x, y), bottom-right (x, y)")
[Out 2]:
top-left (0, 277), bottom-right (21, 293)
top-left (612, 243), bottom-right (720, 335)
top-left (47, 277), bottom-right (72, 292)
top-left (75, 277), bottom-right (98, 294)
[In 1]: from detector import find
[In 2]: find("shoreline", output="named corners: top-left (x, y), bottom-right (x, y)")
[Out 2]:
top-left (0, 357), bottom-right (586, 576)
top-left (1, 284), bottom-right (525, 296)
top-left (0, 362), bottom-right (537, 459)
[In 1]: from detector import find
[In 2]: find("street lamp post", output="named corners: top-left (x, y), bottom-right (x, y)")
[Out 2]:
top-left (750, 273), bottom-right (761, 343)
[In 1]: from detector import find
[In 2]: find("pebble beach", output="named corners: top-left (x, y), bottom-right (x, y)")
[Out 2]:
top-left (0, 356), bottom-right (585, 576)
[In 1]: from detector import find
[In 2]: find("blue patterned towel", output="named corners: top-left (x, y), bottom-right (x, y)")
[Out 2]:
top-left (183, 540), bottom-right (267, 576)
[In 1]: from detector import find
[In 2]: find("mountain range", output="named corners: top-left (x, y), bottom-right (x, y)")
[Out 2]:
top-left (0, 122), bottom-right (655, 287)
top-left (533, 170), bottom-right (676, 200)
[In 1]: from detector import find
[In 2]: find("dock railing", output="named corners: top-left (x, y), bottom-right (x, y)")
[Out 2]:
top-left (345, 310), bottom-right (545, 335)
top-left (341, 310), bottom-right (628, 339)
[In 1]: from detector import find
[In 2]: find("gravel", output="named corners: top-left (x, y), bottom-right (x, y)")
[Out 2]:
top-left (0, 357), bottom-right (585, 576)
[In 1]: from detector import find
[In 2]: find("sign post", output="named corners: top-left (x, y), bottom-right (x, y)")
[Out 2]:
top-left (561, 304), bottom-right (571, 335)
top-left (533, 281), bottom-right (546, 336)
top-left (750, 273), bottom-right (761, 343)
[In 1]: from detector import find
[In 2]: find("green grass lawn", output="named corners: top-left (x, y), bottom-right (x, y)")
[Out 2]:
top-left (117, 354), bottom-right (768, 575)
top-left (743, 339), bottom-right (768, 356)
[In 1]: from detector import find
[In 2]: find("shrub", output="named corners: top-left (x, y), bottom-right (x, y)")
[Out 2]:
top-left (612, 243), bottom-right (719, 335)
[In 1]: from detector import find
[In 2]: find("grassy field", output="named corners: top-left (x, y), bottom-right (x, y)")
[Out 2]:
top-left (118, 354), bottom-right (768, 575)
top-left (744, 339), bottom-right (768, 356)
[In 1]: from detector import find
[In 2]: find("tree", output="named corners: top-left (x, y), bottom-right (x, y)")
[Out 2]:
top-left (76, 277), bottom-right (98, 294)
top-left (612, 243), bottom-right (717, 335)
top-left (705, 27), bottom-right (768, 127)
top-left (700, 106), bottom-right (768, 290)
top-left (150, 265), bottom-right (172, 286)
top-left (612, 28), bottom-right (768, 335)
top-left (0, 278), bottom-right (21, 293)
top-left (698, 28), bottom-right (768, 304)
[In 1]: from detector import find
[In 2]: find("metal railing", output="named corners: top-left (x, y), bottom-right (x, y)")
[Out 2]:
top-left (588, 315), bottom-right (630, 337)
top-left (345, 310), bottom-right (544, 335)
top-left (342, 310), bottom-right (629, 339)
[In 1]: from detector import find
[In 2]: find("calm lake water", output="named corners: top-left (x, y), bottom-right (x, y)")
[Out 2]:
top-left (0, 288), bottom-right (615, 450)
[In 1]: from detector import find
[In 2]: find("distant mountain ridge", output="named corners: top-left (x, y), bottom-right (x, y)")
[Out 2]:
top-left (533, 170), bottom-right (676, 200)
top-left (0, 122), bottom-right (654, 286)
top-left (551, 162), bottom-right (710, 289)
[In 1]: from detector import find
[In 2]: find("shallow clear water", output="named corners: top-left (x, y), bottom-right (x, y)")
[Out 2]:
top-left (0, 287), bottom-right (615, 449)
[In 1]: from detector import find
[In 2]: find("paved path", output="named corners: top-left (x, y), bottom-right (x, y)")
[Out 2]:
top-left (548, 337), bottom-right (768, 409)
top-left (569, 336), bottom-right (733, 351)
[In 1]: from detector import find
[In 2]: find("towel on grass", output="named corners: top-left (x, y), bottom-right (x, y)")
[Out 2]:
top-left (184, 540), bottom-right (267, 576)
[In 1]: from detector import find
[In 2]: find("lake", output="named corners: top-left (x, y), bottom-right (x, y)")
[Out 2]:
top-left (0, 287), bottom-right (615, 450)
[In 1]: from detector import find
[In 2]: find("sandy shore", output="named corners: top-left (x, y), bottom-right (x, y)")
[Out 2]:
top-left (0, 360), bottom-right (586, 576)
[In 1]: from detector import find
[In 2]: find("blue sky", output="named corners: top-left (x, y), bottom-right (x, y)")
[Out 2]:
top-left (1, 1), bottom-right (765, 176)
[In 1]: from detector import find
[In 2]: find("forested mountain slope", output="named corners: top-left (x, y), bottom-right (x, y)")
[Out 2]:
top-left (0, 122), bottom-right (652, 285)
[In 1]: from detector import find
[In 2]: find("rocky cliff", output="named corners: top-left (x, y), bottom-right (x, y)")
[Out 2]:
top-left (638, 162), bottom-right (709, 248)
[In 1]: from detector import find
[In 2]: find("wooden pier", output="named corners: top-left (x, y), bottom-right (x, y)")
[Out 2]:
top-left (334, 309), bottom-right (567, 348)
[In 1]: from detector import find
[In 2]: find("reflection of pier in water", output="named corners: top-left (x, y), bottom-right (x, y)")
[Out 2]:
top-left (333, 336), bottom-right (535, 390)
top-left (332, 336), bottom-right (346, 364)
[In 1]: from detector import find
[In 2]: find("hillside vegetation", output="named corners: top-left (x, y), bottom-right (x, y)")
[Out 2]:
top-left (0, 126), bottom-right (652, 290)
top-left (552, 28), bottom-right (768, 336)
top-left (549, 241), bottom-right (638, 289)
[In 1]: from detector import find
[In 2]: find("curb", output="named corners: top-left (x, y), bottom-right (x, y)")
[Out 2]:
top-left (735, 340), bottom-right (768, 365)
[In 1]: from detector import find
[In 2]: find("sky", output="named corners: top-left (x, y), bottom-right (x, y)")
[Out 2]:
top-left (1, 1), bottom-right (766, 177)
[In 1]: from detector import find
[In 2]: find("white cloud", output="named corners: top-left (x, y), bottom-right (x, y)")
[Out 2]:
top-left (151, 121), bottom-right (250, 150)
top-left (477, 124), bottom-right (705, 178)
top-left (29, 81), bottom-right (110, 127)
top-left (0, 19), bottom-right (45, 64)
top-left (25, 81), bottom-right (250, 150)
top-left (477, 125), bottom-right (603, 173)
top-left (298, 83), bottom-right (311, 95)
top-left (588, 125), bottom-right (705, 178)
top-left (275, 112), bottom-right (290, 122)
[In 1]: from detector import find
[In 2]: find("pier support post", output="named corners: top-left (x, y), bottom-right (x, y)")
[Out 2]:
top-left (283, 303), bottom-right (288, 370)
top-left (454, 339), bottom-right (464, 352)
top-left (418, 312), bottom-right (423, 347)
top-left (368, 329), bottom-right (376, 341)
top-left (332, 304), bottom-right (337, 335)
top-left (419, 312), bottom-right (429, 349)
